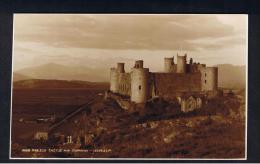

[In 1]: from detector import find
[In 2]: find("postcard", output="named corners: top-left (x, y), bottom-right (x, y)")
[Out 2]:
top-left (10, 14), bottom-right (247, 159)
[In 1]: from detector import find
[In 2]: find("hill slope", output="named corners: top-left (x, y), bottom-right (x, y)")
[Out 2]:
top-left (13, 79), bottom-right (109, 89)
top-left (13, 73), bottom-right (31, 82)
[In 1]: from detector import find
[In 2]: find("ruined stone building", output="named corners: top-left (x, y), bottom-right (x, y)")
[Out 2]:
top-left (109, 54), bottom-right (218, 104)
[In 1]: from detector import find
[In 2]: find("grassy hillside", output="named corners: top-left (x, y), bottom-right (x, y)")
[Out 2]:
top-left (13, 79), bottom-right (109, 89)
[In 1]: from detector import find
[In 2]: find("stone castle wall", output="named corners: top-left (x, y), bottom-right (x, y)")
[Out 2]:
top-left (164, 57), bottom-right (177, 73)
top-left (152, 72), bottom-right (202, 98)
top-left (109, 54), bottom-right (218, 104)
top-left (118, 73), bottom-right (131, 96)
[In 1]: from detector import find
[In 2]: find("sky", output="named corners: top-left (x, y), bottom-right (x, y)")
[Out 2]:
top-left (13, 14), bottom-right (247, 72)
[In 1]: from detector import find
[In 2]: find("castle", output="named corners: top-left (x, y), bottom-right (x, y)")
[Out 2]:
top-left (109, 54), bottom-right (218, 104)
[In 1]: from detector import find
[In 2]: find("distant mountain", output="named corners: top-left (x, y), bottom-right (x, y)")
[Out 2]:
top-left (15, 63), bottom-right (109, 82)
top-left (216, 64), bottom-right (245, 89)
top-left (14, 63), bottom-right (246, 89)
top-left (13, 73), bottom-right (31, 82)
top-left (13, 79), bottom-right (109, 89)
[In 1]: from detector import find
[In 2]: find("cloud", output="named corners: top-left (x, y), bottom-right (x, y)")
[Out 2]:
top-left (14, 14), bottom-right (244, 51)
top-left (189, 35), bottom-right (246, 51)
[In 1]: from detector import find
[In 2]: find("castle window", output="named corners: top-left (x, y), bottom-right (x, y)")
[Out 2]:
top-left (139, 85), bottom-right (141, 90)
top-left (205, 73), bottom-right (207, 77)
top-left (205, 80), bottom-right (207, 84)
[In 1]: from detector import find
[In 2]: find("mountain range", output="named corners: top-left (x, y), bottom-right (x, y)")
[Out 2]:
top-left (14, 63), bottom-right (109, 82)
top-left (13, 63), bottom-right (246, 89)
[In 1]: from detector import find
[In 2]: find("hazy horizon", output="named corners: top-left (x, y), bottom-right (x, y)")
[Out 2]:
top-left (14, 60), bottom-right (246, 72)
top-left (13, 14), bottom-right (247, 73)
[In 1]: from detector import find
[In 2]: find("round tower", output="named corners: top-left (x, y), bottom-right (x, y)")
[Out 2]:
top-left (164, 57), bottom-right (174, 73)
top-left (201, 67), bottom-right (218, 91)
top-left (110, 67), bottom-right (119, 93)
top-left (208, 67), bottom-right (218, 90)
top-left (177, 54), bottom-right (187, 73)
top-left (130, 68), bottom-right (150, 103)
top-left (117, 63), bottom-right (125, 73)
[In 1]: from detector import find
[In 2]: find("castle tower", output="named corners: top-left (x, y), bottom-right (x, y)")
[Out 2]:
top-left (134, 60), bottom-right (143, 68)
top-left (110, 67), bottom-right (119, 93)
top-left (200, 67), bottom-right (218, 91)
top-left (117, 63), bottom-right (125, 73)
top-left (110, 62), bottom-right (125, 93)
top-left (130, 61), bottom-right (150, 103)
top-left (177, 54), bottom-right (187, 73)
top-left (164, 57), bottom-right (175, 73)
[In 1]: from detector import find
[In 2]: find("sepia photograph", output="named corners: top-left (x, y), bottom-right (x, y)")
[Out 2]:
top-left (10, 14), bottom-right (247, 159)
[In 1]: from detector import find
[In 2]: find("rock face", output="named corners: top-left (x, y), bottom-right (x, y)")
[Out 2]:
top-left (180, 96), bottom-right (203, 113)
